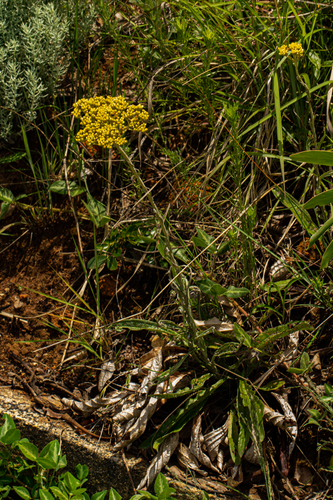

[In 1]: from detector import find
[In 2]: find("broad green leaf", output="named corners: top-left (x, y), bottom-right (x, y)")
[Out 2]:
top-left (321, 239), bottom-right (333, 269)
top-left (258, 380), bottom-right (285, 391)
top-left (63, 472), bottom-right (81, 492)
top-left (154, 473), bottom-right (169, 496)
top-left (308, 50), bottom-right (321, 79)
top-left (195, 279), bottom-right (249, 298)
top-left (58, 454), bottom-right (67, 469)
top-left (50, 487), bottom-right (69, 500)
top-left (50, 181), bottom-right (86, 197)
top-left (0, 414), bottom-right (16, 441)
top-left (216, 241), bottom-right (230, 255)
top-left (157, 488), bottom-right (176, 500)
top-left (13, 486), bottom-right (31, 500)
top-left (0, 202), bottom-right (10, 220)
top-left (234, 323), bottom-right (252, 348)
top-left (156, 238), bottom-right (166, 259)
top-left (131, 495), bottom-right (154, 500)
top-left (17, 440), bottom-right (38, 460)
top-left (0, 152), bottom-right (26, 163)
top-left (262, 278), bottom-right (295, 292)
top-left (36, 458), bottom-right (58, 469)
top-left (228, 408), bottom-right (239, 465)
top-left (306, 418), bottom-right (321, 427)
top-left (304, 189), bottom-right (333, 209)
top-left (309, 216), bottom-right (333, 247)
top-left (91, 492), bottom-right (107, 500)
top-left (224, 286), bottom-right (249, 298)
top-left (40, 440), bottom-right (59, 464)
top-left (237, 414), bottom-right (250, 459)
top-left (87, 255), bottom-right (107, 269)
top-left (257, 322), bottom-right (313, 349)
top-left (171, 245), bottom-right (189, 263)
top-left (39, 490), bottom-right (55, 500)
top-left (192, 228), bottom-right (217, 253)
top-left (76, 464), bottom-right (89, 481)
top-left (82, 196), bottom-right (110, 228)
top-left (287, 367), bottom-right (304, 374)
top-left (308, 409), bottom-right (321, 420)
top-left (108, 488), bottom-right (122, 500)
top-left (195, 278), bottom-right (227, 296)
top-left (0, 187), bottom-right (15, 203)
top-left (300, 351), bottom-right (310, 371)
top-left (1, 428), bottom-right (20, 444)
top-left (107, 256), bottom-right (118, 271)
top-left (291, 150), bottom-right (333, 167)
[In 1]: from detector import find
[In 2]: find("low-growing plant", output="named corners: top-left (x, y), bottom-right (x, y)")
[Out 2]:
top-left (0, 413), bottom-right (177, 500)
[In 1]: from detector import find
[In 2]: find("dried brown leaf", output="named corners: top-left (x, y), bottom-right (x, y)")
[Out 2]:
top-left (98, 358), bottom-right (116, 392)
top-left (177, 442), bottom-right (207, 475)
top-left (190, 414), bottom-right (219, 473)
top-left (137, 432), bottom-right (179, 490)
top-left (193, 317), bottom-right (234, 333)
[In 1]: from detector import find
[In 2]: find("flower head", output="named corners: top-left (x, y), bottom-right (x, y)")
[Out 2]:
top-left (278, 42), bottom-right (304, 60)
top-left (72, 96), bottom-right (149, 148)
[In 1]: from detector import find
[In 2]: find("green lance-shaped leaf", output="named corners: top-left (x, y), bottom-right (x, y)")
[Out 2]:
top-left (291, 150), bottom-right (333, 166)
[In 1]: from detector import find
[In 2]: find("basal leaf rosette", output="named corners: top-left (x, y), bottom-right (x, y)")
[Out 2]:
top-left (72, 96), bottom-right (149, 148)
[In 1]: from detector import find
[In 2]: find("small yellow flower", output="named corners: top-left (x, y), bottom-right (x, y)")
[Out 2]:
top-left (278, 42), bottom-right (304, 60)
top-left (72, 96), bottom-right (149, 149)
top-left (278, 44), bottom-right (289, 57)
top-left (288, 42), bottom-right (304, 57)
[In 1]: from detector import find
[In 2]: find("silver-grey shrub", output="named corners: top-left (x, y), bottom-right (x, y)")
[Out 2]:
top-left (0, 0), bottom-right (94, 142)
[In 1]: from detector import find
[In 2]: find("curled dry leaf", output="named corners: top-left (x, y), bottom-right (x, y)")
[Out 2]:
top-left (294, 459), bottom-right (313, 485)
top-left (228, 463), bottom-right (243, 487)
top-left (113, 394), bottom-right (147, 424)
top-left (113, 381), bottom-right (165, 450)
top-left (62, 391), bottom-right (127, 417)
top-left (140, 348), bottom-right (163, 395)
top-left (194, 317), bottom-right (234, 333)
top-left (177, 442), bottom-right (207, 475)
top-left (284, 331), bottom-right (299, 367)
top-left (98, 358), bottom-right (116, 392)
top-left (244, 443), bottom-right (260, 465)
top-left (218, 296), bottom-right (242, 322)
top-left (272, 392), bottom-right (297, 455)
top-left (137, 432), bottom-right (180, 490)
top-left (203, 416), bottom-right (229, 464)
top-left (312, 352), bottom-right (321, 371)
top-left (190, 414), bottom-right (219, 473)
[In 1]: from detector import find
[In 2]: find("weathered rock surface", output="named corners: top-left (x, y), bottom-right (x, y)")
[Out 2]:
top-left (0, 386), bottom-right (147, 498)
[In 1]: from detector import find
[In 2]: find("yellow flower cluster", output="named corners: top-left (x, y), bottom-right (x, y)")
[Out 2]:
top-left (72, 96), bottom-right (149, 148)
top-left (278, 43), bottom-right (304, 58)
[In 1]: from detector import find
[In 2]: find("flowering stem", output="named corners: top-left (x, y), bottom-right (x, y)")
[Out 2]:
top-left (104, 149), bottom-right (112, 238)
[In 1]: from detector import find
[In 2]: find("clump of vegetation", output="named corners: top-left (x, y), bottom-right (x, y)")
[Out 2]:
top-left (2, 0), bottom-right (333, 499)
